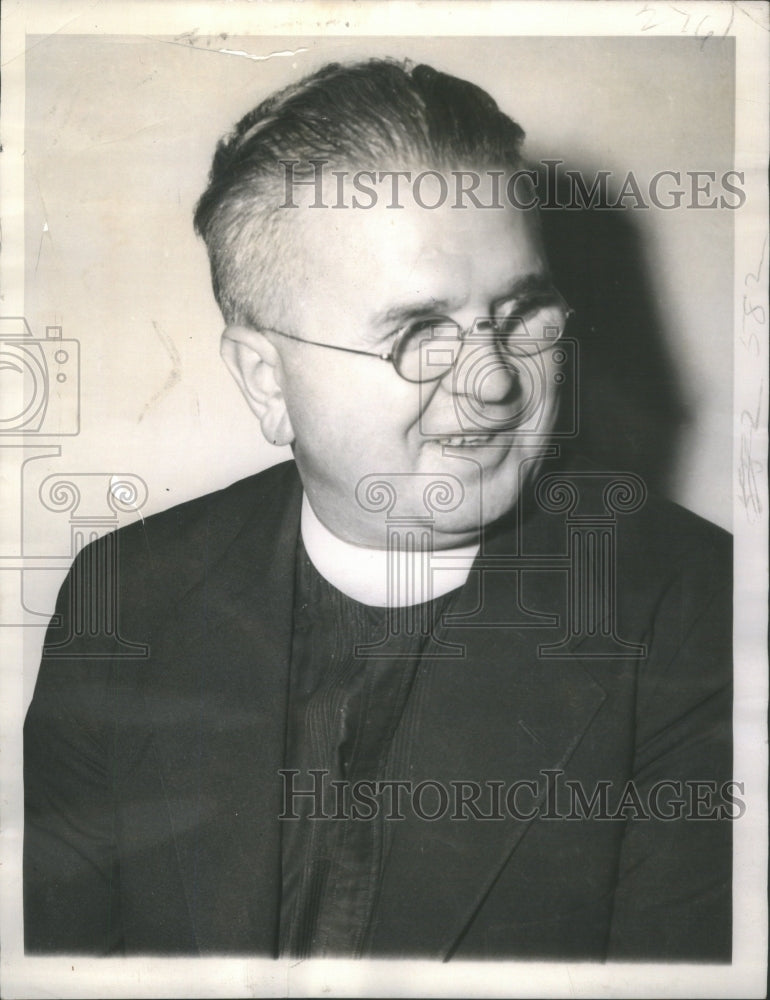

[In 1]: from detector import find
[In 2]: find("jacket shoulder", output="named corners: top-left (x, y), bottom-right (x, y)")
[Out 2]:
top-left (624, 491), bottom-right (731, 573)
top-left (75, 460), bottom-right (299, 608)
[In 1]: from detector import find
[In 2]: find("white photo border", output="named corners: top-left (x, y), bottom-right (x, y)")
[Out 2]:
top-left (1, 2), bottom-right (767, 997)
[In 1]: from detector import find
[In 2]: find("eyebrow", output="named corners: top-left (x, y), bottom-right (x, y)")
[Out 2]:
top-left (370, 273), bottom-right (555, 330)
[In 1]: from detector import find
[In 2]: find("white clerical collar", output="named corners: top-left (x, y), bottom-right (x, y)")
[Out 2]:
top-left (300, 493), bottom-right (479, 608)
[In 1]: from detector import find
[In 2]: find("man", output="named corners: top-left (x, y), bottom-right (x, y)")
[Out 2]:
top-left (24, 59), bottom-right (732, 960)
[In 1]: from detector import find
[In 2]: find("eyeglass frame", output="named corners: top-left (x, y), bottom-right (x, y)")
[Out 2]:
top-left (261, 295), bottom-right (575, 385)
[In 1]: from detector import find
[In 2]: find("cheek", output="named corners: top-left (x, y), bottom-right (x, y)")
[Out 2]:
top-left (279, 357), bottom-right (348, 430)
top-left (284, 360), bottom-right (419, 444)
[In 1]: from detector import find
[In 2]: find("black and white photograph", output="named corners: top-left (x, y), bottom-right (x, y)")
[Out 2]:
top-left (0, 2), bottom-right (767, 997)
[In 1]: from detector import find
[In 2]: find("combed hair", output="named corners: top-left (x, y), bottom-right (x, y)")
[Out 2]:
top-left (193, 59), bottom-right (526, 328)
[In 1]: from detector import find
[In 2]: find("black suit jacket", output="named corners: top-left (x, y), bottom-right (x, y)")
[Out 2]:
top-left (24, 458), bottom-right (732, 960)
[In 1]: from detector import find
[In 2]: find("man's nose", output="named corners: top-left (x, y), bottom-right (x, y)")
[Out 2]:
top-left (446, 328), bottom-right (518, 404)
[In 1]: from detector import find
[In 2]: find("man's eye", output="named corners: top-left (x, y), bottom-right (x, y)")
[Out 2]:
top-left (494, 303), bottom-right (533, 335)
top-left (495, 296), bottom-right (561, 336)
top-left (494, 312), bottom-right (528, 335)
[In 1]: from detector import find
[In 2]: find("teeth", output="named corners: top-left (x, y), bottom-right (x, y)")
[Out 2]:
top-left (436, 435), bottom-right (491, 446)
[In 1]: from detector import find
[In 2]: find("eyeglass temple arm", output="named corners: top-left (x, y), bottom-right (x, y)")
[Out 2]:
top-left (264, 327), bottom-right (393, 362)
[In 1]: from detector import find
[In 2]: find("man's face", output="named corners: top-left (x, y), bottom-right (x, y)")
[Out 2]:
top-left (269, 175), bottom-right (564, 549)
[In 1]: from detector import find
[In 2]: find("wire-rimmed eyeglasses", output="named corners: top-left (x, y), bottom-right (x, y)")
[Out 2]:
top-left (263, 290), bottom-right (574, 384)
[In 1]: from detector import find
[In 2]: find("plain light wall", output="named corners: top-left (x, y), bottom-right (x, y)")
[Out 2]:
top-left (21, 33), bottom-right (734, 570)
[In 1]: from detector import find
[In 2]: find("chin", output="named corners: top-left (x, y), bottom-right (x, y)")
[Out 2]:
top-left (428, 486), bottom-right (521, 545)
top-left (414, 448), bottom-right (530, 532)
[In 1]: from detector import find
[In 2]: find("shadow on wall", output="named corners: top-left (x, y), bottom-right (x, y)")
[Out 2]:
top-left (538, 163), bottom-right (690, 501)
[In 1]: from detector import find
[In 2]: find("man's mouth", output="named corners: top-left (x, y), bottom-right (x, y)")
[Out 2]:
top-left (431, 434), bottom-right (498, 447)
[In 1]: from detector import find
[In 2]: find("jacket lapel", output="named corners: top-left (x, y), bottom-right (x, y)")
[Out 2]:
top-left (143, 466), bottom-right (302, 954)
top-left (370, 515), bottom-right (607, 958)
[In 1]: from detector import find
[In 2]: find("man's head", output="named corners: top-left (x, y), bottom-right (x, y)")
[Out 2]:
top-left (195, 59), bottom-right (570, 548)
top-left (194, 59), bottom-right (527, 330)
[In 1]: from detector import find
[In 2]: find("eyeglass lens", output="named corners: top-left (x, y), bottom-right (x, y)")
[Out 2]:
top-left (394, 302), bottom-right (572, 383)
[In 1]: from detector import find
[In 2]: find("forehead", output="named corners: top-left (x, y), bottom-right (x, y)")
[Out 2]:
top-left (285, 178), bottom-right (547, 329)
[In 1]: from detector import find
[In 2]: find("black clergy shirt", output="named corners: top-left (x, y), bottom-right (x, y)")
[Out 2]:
top-left (279, 537), bottom-right (460, 957)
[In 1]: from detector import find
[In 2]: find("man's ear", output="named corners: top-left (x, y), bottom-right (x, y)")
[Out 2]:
top-left (220, 325), bottom-right (295, 446)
